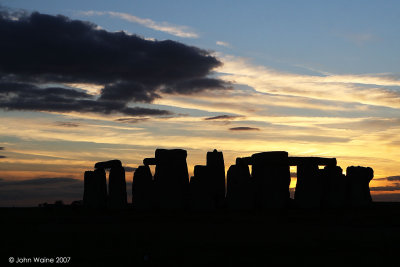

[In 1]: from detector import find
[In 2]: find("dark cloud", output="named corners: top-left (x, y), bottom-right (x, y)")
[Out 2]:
top-left (124, 166), bottom-right (137, 172)
top-left (229, 127), bottom-right (260, 131)
top-left (100, 81), bottom-right (161, 103)
top-left (0, 147), bottom-right (4, 150)
top-left (115, 117), bottom-right (150, 123)
top-left (162, 78), bottom-right (229, 95)
top-left (371, 193), bottom-right (400, 202)
top-left (0, 10), bottom-right (228, 116)
top-left (0, 155), bottom-right (6, 158)
top-left (204, 115), bottom-right (243, 121)
top-left (370, 183), bottom-right (400, 192)
top-left (54, 121), bottom-right (80, 127)
top-left (0, 177), bottom-right (79, 187)
top-left (375, 175), bottom-right (400, 181)
top-left (0, 177), bottom-right (82, 206)
top-left (387, 176), bottom-right (400, 181)
top-left (0, 82), bottom-right (171, 116)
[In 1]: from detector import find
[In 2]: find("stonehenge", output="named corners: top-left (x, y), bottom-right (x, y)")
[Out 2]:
top-left (226, 158), bottom-right (255, 210)
top-left (83, 149), bottom-right (375, 211)
top-left (83, 159), bottom-right (127, 208)
top-left (83, 169), bottom-right (107, 208)
top-left (190, 165), bottom-right (214, 210)
top-left (206, 149), bottom-right (226, 208)
top-left (346, 166), bottom-right (374, 207)
top-left (189, 149), bottom-right (226, 211)
top-left (251, 151), bottom-right (291, 209)
top-left (294, 157), bottom-right (337, 208)
top-left (108, 164), bottom-right (127, 208)
top-left (132, 165), bottom-right (154, 210)
top-left (145, 149), bottom-right (190, 210)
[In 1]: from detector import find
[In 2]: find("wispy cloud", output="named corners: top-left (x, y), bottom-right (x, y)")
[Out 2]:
top-left (54, 121), bottom-right (80, 128)
top-left (123, 166), bottom-right (136, 172)
top-left (80, 11), bottom-right (199, 38)
top-left (345, 33), bottom-right (375, 45)
top-left (216, 41), bottom-right (231, 48)
top-left (115, 117), bottom-right (150, 124)
top-left (229, 127), bottom-right (260, 131)
top-left (370, 183), bottom-right (400, 191)
top-left (217, 54), bottom-right (400, 109)
top-left (204, 115), bottom-right (242, 121)
top-left (375, 176), bottom-right (400, 181)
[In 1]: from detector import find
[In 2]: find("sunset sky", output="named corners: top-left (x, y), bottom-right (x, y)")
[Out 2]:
top-left (1, 0), bottom-right (399, 206)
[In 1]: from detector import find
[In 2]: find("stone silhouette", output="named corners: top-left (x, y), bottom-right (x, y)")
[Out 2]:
top-left (94, 159), bottom-right (122, 169)
top-left (346, 166), bottom-right (374, 207)
top-left (189, 165), bottom-right (215, 211)
top-left (226, 157), bottom-right (255, 210)
top-left (145, 149), bottom-right (189, 210)
top-left (292, 157), bottom-right (337, 208)
top-left (252, 152), bottom-right (291, 209)
top-left (206, 149), bottom-right (226, 208)
top-left (83, 168), bottom-right (107, 208)
top-left (132, 165), bottom-right (154, 210)
top-left (189, 149), bottom-right (226, 211)
top-left (83, 159), bottom-right (127, 208)
top-left (83, 171), bottom-right (95, 207)
top-left (82, 150), bottom-right (375, 211)
top-left (322, 165), bottom-right (347, 208)
top-left (108, 164), bottom-right (127, 208)
top-left (94, 160), bottom-right (127, 209)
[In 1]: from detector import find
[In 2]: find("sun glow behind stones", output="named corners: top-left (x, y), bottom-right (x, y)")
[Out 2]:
top-left (1, 3), bottom-right (400, 205)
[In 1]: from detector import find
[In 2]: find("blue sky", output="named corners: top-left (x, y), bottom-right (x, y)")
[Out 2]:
top-left (0, 1), bottom-right (400, 205)
top-left (4, 0), bottom-right (400, 74)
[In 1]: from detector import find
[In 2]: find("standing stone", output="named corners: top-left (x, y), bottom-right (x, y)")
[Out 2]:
top-left (153, 149), bottom-right (189, 210)
top-left (295, 164), bottom-right (322, 208)
top-left (94, 168), bottom-right (108, 208)
top-left (226, 158), bottom-right (255, 210)
top-left (83, 171), bottom-right (95, 207)
top-left (322, 165), bottom-right (346, 208)
top-left (206, 149), bottom-right (226, 208)
top-left (132, 165), bottom-right (154, 210)
top-left (346, 166), bottom-right (374, 207)
top-left (109, 166), bottom-right (127, 208)
top-left (83, 168), bottom-right (107, 208)
top-left (189, 165), bottom-right (215, 211)
top-left (252, 151), bottom-right (291, 209)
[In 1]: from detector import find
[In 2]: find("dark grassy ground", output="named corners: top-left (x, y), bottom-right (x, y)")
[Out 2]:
top-left (2, 203), bottom-right (400, 266)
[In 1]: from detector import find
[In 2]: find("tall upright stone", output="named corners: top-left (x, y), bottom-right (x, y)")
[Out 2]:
top-left (295, 163), bottom-right (322, 208)
top-left (252, 151), bottom-right (291, 209)
top-left (83, 168), bottom-right (107, 208)
top-left (206, 149), bottom-right (226, 208)
top-left (291, 157), bottom-right (338, 208)
top-left (346, 166), bottom-right (373, 207)
top-left (83, 171), bottom-right (95, 207)
top-left (108, 165), bottom-right (127, 208)
top-left (226, 158), bottom-right (255, 210)
top-left (153, 149), bottom-right (189, 210)
top-left (189, 165), bottom-right (215, 211)
top-left (132, 165), bottom-right (154, 210)
top-left (322, 165), bottom-right (346, 208)
top-left (94, 168), bottom-right (108, 208)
